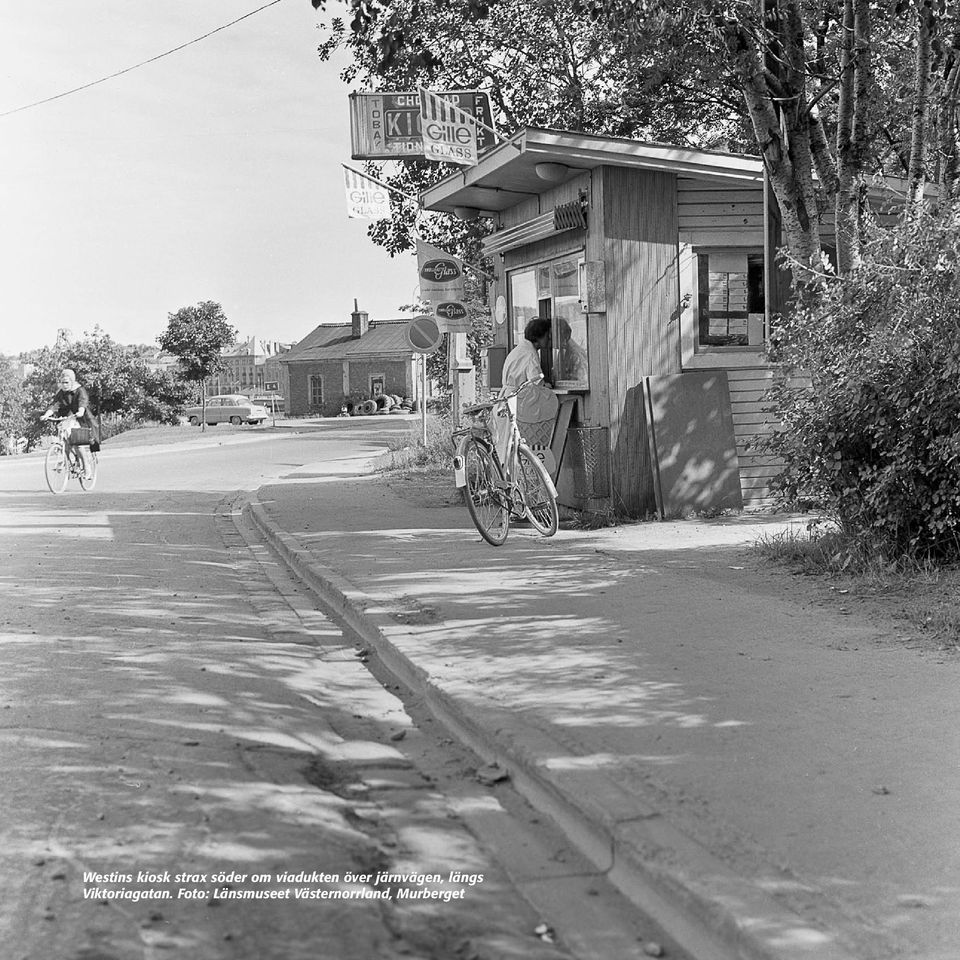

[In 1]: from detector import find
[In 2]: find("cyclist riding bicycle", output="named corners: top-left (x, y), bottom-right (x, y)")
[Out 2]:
top-left (40, 368), bottom-right (97, 481)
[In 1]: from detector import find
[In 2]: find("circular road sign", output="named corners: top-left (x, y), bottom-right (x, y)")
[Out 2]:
top-left (407, 315), bottom-right (443, 354)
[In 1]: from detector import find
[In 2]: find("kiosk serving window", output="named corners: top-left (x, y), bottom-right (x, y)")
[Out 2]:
top-left (509, 253), bottom-right (589, 389)
top-left (695, 250), bottom-right (765, 348)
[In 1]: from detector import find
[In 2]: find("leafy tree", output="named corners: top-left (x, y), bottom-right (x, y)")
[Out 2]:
top-left (22, 328), bottom-right (193, 447)
top-left (764, 200), bottom-right (960, 560)
top-left (158, 301), bottom-right (236, 431)
top-left (0, 357), bottom-right (28, 455)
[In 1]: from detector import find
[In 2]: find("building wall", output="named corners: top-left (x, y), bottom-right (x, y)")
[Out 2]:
top-left (490, 166), bottom-right (680, 516)
top-left (344, 360), bottom-right (412, 401)
top-left (595, 165), bottom-right (681, 515)
top-left (285, 358), bottom-right (414, 417)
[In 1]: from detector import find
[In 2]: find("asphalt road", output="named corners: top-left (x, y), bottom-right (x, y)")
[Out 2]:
top-left (0, 426), bottom-right (672, 960)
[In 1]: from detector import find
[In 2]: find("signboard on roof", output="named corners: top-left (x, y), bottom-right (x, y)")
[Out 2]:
top-left (349, 91), bottom-right (496, 160)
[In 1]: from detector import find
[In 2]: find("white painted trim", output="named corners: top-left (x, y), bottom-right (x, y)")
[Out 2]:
top-left (684, 352), bottom-right (770, 369)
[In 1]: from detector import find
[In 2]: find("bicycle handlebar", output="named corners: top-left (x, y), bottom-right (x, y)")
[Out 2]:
top-left (461, 377), bottom-right (545, 416)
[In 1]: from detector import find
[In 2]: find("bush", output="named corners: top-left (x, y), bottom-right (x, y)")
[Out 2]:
top-left (765, 202), bottom-right (960, 561)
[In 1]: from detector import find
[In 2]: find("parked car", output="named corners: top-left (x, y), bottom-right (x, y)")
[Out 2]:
top-left (184, 395), bottom-right (269, 426)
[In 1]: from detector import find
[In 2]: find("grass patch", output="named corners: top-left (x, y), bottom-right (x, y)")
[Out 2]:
top-left (377, 415), bottom-right (457, 477)
top-left (753, 520), bottom-right (960, 650)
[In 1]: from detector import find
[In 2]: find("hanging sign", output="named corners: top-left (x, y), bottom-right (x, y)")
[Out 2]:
top-left (435, 301), bottom-right (471, 334)
top-left (419, 88), bottom-right (478, 166)
top-left (416, 240), bottom-right (465, 303)
top-left (343, 165), bottom-right (391, 219)
top-left (349, 91), bottom-right (496, 161)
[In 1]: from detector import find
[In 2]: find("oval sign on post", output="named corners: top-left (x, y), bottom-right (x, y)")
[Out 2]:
top-left (419, 259), bottom-right (462, 284)
top-left (435, 301), bottom-right (471, 334)
top-left (407, 315), bottom-right (443, 354)
top-left (436, 301), bottom-right (468, 321)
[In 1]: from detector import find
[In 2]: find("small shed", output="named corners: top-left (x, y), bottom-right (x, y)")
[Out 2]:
top-left (421, 127), bottom-right (904, 515)
top-left (280, 304), bottom-right (417, 417)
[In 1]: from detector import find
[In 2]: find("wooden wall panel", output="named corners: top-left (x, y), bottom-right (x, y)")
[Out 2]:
top-left (724, 366), bottom-right (782, 506)
top-left (599, 166), bottom-right (680, 515)
top-left (499, 173), bottom-right (590, 230)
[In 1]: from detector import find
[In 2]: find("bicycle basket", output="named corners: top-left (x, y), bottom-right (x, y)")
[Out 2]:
top-left (70, 427), bottom-right (94, 446)
top-left (517, 418), bottom-right (554, 448)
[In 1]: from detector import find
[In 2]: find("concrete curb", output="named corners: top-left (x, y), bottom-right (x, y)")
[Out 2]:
top-left (246, 496), bottom-right (859, 960)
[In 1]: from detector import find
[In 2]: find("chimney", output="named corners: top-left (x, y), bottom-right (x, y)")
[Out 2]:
top-left (351, 298), bottom-right (369, 339)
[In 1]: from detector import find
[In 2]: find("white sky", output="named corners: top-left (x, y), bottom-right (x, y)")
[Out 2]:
top-left (0, 0), bottom-right (420, 356)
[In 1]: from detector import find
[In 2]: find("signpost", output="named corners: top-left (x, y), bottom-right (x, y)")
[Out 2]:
top-left (406, 315), bottom-right (443, 354)
top-left (263, 381), bottom-right (280, 426)
top-left (350, 91), bottom-right (496, 160)
top-left (406, 316), bottom-right (443, 445)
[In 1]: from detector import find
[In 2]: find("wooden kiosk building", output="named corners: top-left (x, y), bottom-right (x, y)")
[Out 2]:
top-left (422, 128), bottom-right (903, 516)
top-left (421, 128), bottom-right (785, 516)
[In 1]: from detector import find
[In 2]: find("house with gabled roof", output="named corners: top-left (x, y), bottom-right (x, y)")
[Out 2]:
top-left (280, 302), bottom-right (417, 417)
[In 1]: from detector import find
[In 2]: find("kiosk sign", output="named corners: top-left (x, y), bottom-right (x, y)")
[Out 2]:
top-left (350, 91), bottom-right (496, 160)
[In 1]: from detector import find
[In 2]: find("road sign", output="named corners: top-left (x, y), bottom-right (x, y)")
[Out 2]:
top-left (407, 316), bottom-right (443, 354)
top-left (350, 91), bottom-right (496, 160)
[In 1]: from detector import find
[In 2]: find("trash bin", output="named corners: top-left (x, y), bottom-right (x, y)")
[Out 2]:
top-left (567, 426), bottom-right (611, 499)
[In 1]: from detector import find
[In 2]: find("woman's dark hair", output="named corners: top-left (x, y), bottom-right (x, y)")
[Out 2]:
top-left (524, 317), bottom-right (552, 343)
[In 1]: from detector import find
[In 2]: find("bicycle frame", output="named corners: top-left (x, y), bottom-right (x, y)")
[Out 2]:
top-left (44, 415), bottom-right (98, 493)
top-left (454, 380), bottom-right (558, 507)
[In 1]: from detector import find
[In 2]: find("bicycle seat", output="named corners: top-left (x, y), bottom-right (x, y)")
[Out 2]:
top-left (462, 402), bottom-right (494, 416)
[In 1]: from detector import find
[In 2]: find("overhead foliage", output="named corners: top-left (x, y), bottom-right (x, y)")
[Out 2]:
top-left (313, 0), bottom-right (750, 271)
top-left (312, 0), bottom-right (960, 271)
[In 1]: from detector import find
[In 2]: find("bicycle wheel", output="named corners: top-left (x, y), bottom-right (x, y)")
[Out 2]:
top-left (516, 444), bottom-right (559, 537)
top-left (462, 437), bottom-right (510, 546)
top-left (79, 452), bottom-right (98, 491)
top-left (44, 442), bottom-right (69, 494)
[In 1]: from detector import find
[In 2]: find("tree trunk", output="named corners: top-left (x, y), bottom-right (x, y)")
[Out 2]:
top-left (709, 0), bottom-right (823, 264)
top-left (907, 1), bottom-right (934, 209)
top-left (835, 0), bottom-right (857, 271)
top-left (936, 55), bottom-right (960, 200)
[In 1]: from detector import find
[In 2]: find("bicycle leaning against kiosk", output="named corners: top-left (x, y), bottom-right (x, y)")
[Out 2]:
top-left (41, 415), bottom-right (99, 494)
top-left (453, 378), bottom-right (559, 546)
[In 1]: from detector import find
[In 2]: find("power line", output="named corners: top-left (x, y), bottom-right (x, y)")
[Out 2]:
top-left (1, 0), bottom-right (287, 120)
